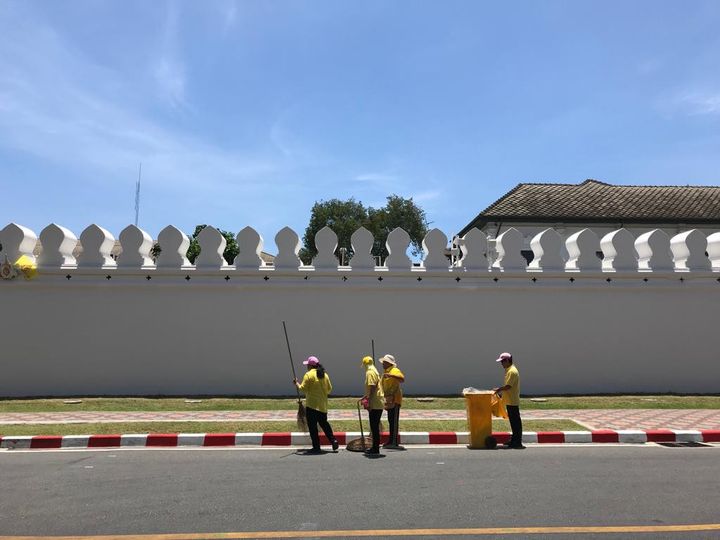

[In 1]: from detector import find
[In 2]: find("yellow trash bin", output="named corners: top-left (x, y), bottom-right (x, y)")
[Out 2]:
top-left (463, 389), bottom-right (495, 449)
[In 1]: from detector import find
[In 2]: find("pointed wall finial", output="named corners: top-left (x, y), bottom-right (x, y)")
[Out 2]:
top-left (459, 228), bottom-right (488, 271)
top-left (77, 224), bottom-right (117, 268)
top-left (0, 223), bottom-right (38, 265)
top-left (635, 229), bottom-right (673, 271)
top-left (600, 228), bottom-right (637, 271)
top-left (565, 229), bottom-right (600, 271)
top-left (312, 226), bottom-right (339, 270)
top-left (274, 227), bottom-right (302, 270)
top-left (156, 225), bottom-right (192, 268)
top-left (492, 228), bottom-right (526, 271)
top-left (118, 225), bottom-right (155, 268)
top-left (671, 230), bottom-right (710, 271)
top-left (38, 224), bottom-right (77, 268)
top-left (528, 228), bottom-right (564, 271)
top-left (422, 229), bottom-right (449, 271)
top-left (235, 226), bottom-right (265, 269)
top-left (385, 228), bottom-right (412, 270)
top-left (195, 226), bottom-right (227, 269)
top-left (350, 227), bottom-right (375, 270)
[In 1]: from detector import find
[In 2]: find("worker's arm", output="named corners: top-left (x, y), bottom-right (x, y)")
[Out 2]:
top-left (294, 373), bottom-right (308, 391)
top-left (494, 369), bottom-right (517, 395)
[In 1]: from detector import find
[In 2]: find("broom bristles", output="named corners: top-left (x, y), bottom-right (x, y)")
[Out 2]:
top-left (296, 401), bottom-right (308, 431)
top-left (346, 436), bottom-right (373, 452)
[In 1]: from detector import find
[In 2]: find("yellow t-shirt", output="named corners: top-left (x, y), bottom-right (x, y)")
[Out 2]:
top-left (502, 365), bottom-right (520, 406)
top-left (364, 366), bottom-right (385, 410)
top-left (381, 366), bottom-right (405, 406)
top-left (298, 368), bottom-right (332, 413)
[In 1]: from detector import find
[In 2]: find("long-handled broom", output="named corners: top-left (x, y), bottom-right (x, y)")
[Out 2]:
top-left (372, 339), bottom-right (385, 435)
top-left (346, 399), bottom-right (372, 452)
top-left (347, 340), bottom-right (384, 451)
top-left (282, 321), bottom-right (307, 431)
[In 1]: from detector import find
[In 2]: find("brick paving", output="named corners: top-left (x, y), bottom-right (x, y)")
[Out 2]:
top-left (1, 409), bottom-right (719, 430)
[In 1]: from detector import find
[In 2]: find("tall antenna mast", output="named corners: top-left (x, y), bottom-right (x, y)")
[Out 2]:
top-left (134, 162), bottom-right (142, 227)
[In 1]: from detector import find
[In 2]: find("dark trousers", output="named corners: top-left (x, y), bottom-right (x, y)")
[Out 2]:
top-left (385, 404), bottom-right (401, 445)
top-left (506, 405), bottom-right (523, 447)
top-left (306, 407), bottom-right (336, 450)
top-left (368, 408), bottom-right (383, 451)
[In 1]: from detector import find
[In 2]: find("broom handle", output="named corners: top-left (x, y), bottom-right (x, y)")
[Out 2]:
top-left (371, 339), bottom-right (375, 364)
top-left (282, 321), bottom-right (302, 402)
top-left (357, 400), bottom-right (364, 440)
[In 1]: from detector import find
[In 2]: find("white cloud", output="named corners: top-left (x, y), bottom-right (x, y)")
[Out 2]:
top-left (410, 189), bottom-right (442, 203)
top-left (0, 6), bottom-right (284, 193)
top-left (638, 58), bottom-right (663, 75)
top-left (154, 57), bottom-right (187, 109)
top-left (354, 173), bottom-right (400, 183)
top-left (660, 88), bottom-right (720, 118)
top-left (153, 3), bottom-right (187, 109)
top-left (679, 91), bottom-right (720, 115)
top-left (223, 0), bottom-right (239, 31)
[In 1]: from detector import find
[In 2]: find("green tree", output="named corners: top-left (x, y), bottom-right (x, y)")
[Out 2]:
top-left (152, 225), bottom-right (239, 264)
top-left (299, 198), bottom-right (367, 264)
top-left (367, 195), bottom-right (429, 259)
top-left (186, 225), bottom-right (239, 265)
top-left (300, 195), bottom-right (429, 264)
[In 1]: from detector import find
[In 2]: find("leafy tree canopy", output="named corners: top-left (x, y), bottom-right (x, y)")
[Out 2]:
top-left (300, 195), bottom-right (429, 264)
top-left (186, 225), bottom-right (239, 265)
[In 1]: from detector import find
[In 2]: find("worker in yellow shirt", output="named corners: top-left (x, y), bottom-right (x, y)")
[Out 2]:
top-left (380, 354), bottom-right (405, 450)
top-left (360, 356), bottom-right (385, 455)
top-left (294, 356), bottom-right (339, 454)
top-left (493, 352), bottom-right (524, 449)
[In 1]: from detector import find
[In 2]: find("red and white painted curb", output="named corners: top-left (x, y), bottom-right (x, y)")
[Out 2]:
top-left (1, 429), bottom-right (719, 450)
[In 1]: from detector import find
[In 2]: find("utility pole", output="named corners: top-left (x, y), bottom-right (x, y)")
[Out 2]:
top-left (134, 163), bottom-right (142, 227)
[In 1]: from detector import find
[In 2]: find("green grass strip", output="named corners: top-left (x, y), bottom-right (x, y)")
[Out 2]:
top-left (1, 395), bottom-right (719, 412)
top-left (0, 419), bottom-right (583, 437)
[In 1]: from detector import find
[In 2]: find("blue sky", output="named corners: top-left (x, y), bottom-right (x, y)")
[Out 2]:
top-left (2, 0), bottom-right (720, 254)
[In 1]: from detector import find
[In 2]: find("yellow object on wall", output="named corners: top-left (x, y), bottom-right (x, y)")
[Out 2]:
top-left (14, 255), bottom-right (38, 280)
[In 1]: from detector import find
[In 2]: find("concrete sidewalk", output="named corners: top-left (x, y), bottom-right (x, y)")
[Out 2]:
top-left (2, 409), bottom-right (720, 430)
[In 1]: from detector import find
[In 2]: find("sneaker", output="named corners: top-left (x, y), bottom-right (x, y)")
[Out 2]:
top-left (363, 448), bottom-right (380, 455)
top-left (331, 439), bottom-right (339, 452)
top-left (304, 448), bottom-right (323, 455)
top-left (510, 444), bottom-right (526, 450)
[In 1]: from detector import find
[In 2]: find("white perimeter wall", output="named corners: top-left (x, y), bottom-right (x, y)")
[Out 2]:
top-left (1, 272), bottom-right (719, 396)
top-left (2, 222), bottom-right (719, 396)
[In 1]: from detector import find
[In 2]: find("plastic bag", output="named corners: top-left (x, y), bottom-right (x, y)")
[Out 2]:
top-left (491, 393), bottom-right (508, 419)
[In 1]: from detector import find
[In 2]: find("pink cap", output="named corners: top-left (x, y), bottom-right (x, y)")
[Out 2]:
top-left (496, 352), bottom-right (512, 363)
top-left (303, 356), bottom-right (320, 366)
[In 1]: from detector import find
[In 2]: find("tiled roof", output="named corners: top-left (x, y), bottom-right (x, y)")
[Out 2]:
top-left (460, 179), bottom-right (720, 234)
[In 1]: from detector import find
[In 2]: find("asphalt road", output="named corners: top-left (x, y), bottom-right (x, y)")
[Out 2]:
top-left (0, 445), bottom-right (718, 539)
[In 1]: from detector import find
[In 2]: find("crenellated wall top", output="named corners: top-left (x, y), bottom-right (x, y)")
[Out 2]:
top-left (2, 224), bottom-right (720, 282)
